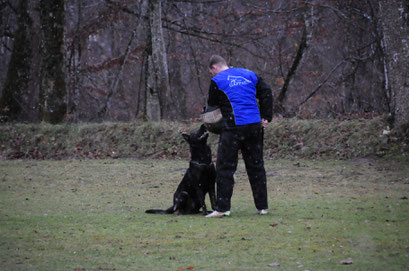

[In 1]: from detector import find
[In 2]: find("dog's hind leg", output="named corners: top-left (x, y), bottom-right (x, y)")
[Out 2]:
top-left (172, 191), bottom-right (189, 215)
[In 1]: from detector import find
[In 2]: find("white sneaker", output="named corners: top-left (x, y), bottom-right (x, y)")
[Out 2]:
top-left (205, 210), bottom-right (231, 218)
top-left (257, 209), bottom-right (268, 215)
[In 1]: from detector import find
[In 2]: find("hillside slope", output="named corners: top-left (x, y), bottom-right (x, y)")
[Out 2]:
top-left (0, 116), bottom-right (407, 160)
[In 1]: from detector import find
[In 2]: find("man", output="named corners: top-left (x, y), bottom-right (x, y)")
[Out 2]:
top-left (205, 55), bottom-right (273, 218)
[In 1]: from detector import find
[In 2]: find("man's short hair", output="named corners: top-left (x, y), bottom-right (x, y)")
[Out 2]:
top-left (209, 55), bottom-right (227, 69)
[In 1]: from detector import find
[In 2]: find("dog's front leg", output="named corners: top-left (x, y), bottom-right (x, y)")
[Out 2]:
top-left (190, 167), bottom-right (209, 215)
top-left (196, 188), bottom-right (208, 215)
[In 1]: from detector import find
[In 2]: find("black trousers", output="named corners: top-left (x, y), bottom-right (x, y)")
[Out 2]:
top-left (215, 123), bottom-right (268, 212)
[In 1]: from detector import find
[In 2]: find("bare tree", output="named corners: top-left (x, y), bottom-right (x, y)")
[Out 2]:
top-left (276, 26), bottom-right (308, 115)
top-left (146, 0), bottom-right (171, 121)
top-left (38, 0), bottom-right (66, 123)
top-left (66, 0), bottom-right (83, 121)
top-left (379, 0), bottom-right (409, 132)
top-left (0, 0), bottom-right (32, 121)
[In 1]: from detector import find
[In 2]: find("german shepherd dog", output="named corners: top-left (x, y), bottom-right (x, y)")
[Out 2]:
top-left (145, 124), bottom-right (216, 215)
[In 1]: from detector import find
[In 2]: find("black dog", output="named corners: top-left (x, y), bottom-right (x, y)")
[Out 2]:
top-left (145, 124), bottom-right (216, 215)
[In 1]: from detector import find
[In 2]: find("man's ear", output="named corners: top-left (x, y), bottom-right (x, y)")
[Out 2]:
top-left (182, 133), bottom-right (190, 142)
top-left (209, 65), bottom-right (218, 74)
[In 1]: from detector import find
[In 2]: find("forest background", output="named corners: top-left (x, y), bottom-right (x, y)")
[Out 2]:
top-left (0, 0), bottom-right (408, 133)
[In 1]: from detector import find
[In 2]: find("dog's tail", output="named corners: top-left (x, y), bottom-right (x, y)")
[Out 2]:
top-left (145, 206), bottom-right (174, 214)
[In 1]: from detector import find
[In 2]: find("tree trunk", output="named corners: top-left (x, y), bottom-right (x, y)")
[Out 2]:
top-left (146, 0), bottom-right (171, 121)
top-left (38, 0), bottom-right (67, 124)
top-left (0, 0), bottom-right (33, 121)
top-left (146, 55), bottom-right (161, 121)
top-left (380, 0), bottom-right (409, 132)
top-left (66, 0), bottom-right (83, 122)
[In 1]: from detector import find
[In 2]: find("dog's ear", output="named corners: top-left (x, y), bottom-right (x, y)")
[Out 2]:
top-left (199, 123), bottom-right (207, 132)
top-left (182, 133), bottom-right (190, 142)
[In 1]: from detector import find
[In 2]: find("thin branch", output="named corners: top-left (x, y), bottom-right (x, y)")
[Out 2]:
top-left (98, 22), bottom-right (139, 119)
top-left (136, 52), bottom-right (146, 117)
top-left (1, 0), bottom-right (18, 14)
top-left (163, 24), bottom-right (265, 61)
top-left (298, 60), bottom-right (346, 107)
top-left (1, 40), bottom-right (12, 52)
top-left (246, 2), bottom-right (305, 14)
top-left (169, 0), bottom-right (226, 3)
top-left (304, 2), bottom-right (349, 20)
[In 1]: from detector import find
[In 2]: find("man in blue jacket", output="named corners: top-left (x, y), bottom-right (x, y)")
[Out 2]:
top-left (205, 55), bottom-right (273, 218)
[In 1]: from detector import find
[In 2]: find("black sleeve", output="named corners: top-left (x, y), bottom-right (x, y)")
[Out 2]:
top-left (207, 80), bottom-right (220, 107)
top-left (255, 76), bottom-right (273, 122)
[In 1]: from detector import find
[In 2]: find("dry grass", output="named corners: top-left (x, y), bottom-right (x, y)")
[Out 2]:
top-left (1, 116), bottom-right (407, 160)
top-left (1, 158), bottom-right (408, 270)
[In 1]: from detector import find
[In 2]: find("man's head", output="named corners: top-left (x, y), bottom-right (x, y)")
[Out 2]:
top-left (208, 55), bottom-right (229, 76)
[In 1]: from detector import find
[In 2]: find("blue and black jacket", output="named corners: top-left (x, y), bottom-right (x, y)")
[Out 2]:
top-left (207, 67), bottom-right (273, 127)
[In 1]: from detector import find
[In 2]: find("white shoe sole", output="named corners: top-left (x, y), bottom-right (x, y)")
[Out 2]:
top-left (205, 211), bottom-right (231, 218)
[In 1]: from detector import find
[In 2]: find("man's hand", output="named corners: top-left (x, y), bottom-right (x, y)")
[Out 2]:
top-left (261, 119), bottom-right (268, 128)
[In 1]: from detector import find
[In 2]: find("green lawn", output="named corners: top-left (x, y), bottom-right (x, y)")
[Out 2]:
top-left (1, 158), bottom-right (408, 270)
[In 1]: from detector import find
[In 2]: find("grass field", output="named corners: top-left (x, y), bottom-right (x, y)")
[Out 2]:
top-left (1, 158), bottom-right (408, 270)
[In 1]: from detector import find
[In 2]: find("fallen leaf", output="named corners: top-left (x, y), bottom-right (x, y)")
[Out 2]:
top-left (187, 267), bottom-right (195, 270)
top-left (276, 77), bottom-right (284, 84)
top-left (268, 262), bottom-right (281, 267)
top-left (270, 223), bottom-right (278, 227)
